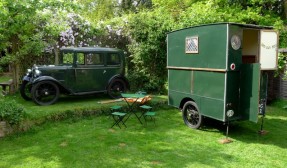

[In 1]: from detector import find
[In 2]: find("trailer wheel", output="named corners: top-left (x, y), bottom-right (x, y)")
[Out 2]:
top-left (182, 101), bottom-right (202, 129)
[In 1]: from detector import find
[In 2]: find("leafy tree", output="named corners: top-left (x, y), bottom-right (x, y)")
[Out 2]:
top-left (0, 0), bottom-right (95, 88)
top-left (126, 8), bottom-right (174, 92)
top-left (97, 0), bottom-right (286, 93)
top-left (76, 0), bottom-right (116, 22)
top-left (1, 0), bottom-right (286, 94)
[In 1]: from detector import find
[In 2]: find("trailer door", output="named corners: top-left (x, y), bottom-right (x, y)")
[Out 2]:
top-left (240, 63), bottom-right (260, 122)
top-left (259, 30), bottom-right (278, 70)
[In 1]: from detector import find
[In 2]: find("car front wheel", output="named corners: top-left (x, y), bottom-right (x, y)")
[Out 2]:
top-left (31, 81), bottom-right (60, 106)
top-left (182, 101), bottom-right (202, 129)
top-left (107, 78), bottom-right (127, 99)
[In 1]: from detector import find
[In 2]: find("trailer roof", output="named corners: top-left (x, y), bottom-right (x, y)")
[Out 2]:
top-left (168, 22), bottom-right (273, 34)
top-left (60, 47), bottom-right (122, 52)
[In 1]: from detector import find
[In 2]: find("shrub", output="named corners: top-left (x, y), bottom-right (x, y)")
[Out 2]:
top-left (0, 100), bottom-right (26, 125)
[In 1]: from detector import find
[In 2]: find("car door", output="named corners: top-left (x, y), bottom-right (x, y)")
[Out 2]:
top-left (104, 53), bottom-right (122, 83)
top-left (74, 52), bottom-right (106, 92)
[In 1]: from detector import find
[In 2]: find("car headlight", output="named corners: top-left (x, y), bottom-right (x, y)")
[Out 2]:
top-left (26, 69), bottom-right (32, 76)
top-left (34, 69), bottom-right (41, 77)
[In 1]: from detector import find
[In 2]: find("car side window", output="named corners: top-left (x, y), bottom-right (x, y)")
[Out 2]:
top-left (86, 53), bottom-right (104, 65)
top-left (77, 53), bottom-right (85, 65)
top-left (107, 53), bottom-right (121, 66)
top-left (62, 53), bottom-right (74, 64)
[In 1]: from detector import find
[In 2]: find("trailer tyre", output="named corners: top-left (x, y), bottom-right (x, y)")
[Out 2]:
top-left (182, 101), bottom-right (202, 129)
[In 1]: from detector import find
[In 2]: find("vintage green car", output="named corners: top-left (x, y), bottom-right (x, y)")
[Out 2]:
top-left (20, 47), bottom-right (129, 105)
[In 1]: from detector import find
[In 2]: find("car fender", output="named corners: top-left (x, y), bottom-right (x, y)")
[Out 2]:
top-left (107, 74), bottom-right (130, 89)
top-left (22, 75), bottom-right (31, 82)
top-left (32, 76), bottom-right (70, 91)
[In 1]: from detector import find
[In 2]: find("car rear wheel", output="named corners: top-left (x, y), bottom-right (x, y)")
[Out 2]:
top-left (31, 81), bottom-right (59, 106)
top-left (107, 78), bottom-right (127, 99)
top-left (182, 101), bottom-right (202, 129)
top-left (20, 80), bottom-right (32, 100)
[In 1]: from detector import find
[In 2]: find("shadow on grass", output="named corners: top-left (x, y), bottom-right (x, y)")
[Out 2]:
top-left (199, 113), bottom-right (287, 149)
top-left (57, 93), bottom-right (108, 103)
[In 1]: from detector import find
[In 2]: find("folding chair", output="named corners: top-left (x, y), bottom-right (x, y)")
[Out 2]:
top-left (110, 105), bottom-right (122, 113)
top-left (143, 111), bottom-right (156, 125)
top-left (110, 105), bottom-right (127, 128)
top-left (140, 105), bottom-right (156, 126)
top-left (111, 111), bottom-right (127, 128)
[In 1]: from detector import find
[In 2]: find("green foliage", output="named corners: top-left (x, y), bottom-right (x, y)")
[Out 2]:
top-left (1, 0), bottom-right (286, 93)
top-left (99, 0), bottom-right (286, 93)
top-left (0, 100), bottom-right (26, 125)
top-left (276, 53), bottom-right (287, 78)
top-left (126, 9), bottom-right (174, 92)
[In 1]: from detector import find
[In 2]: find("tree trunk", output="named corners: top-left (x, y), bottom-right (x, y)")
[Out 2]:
top-left (54, 47), bottom-right (59, 65)
top-left (10, 63), bottom-right (19, 92)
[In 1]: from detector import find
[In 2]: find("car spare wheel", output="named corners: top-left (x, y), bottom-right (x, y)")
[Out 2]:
top-left (31, 81), bottom-right (60, 106)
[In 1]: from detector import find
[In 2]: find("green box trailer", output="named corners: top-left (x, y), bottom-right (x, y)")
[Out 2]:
top-left (167, 23), bottom-right (278, 129)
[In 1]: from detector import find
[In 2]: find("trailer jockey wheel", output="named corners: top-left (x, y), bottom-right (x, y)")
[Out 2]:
top-left (182, 101), bottom-right (202, 129)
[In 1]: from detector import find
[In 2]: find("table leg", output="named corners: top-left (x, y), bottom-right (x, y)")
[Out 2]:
top-left (123, 97), bottom-right (143, 124)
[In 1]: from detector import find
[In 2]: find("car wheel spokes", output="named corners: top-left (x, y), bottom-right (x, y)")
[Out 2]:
top-left (32, 81), bottom-right (59, 105)
top-left (35, 84), bottom-right (57, 103)
top-left (108, 79), bottom-right (127, 99)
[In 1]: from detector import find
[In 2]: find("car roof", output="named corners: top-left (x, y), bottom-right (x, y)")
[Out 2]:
top-left (60, 47), bottom-right (122, 52)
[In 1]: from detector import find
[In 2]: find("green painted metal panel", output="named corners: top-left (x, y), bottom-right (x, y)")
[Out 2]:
top-left (194, 71), bottom-right (225, 120)
top-left (75, 67), bottom-right (109, 92)
top-left (168, 90), bottom-right (201, 109)
top-left (240, 63), bottom-right (260, 122)
top-left (225, 71), bottom-right (241, 121)
top-left (167, 24), bottom-right (227, 69)
top-left (201, 98), bottom-right (225, 121)
top-left (228, 25), bottom-right (243, 71)
top-left (168, 69), bottom-right (226, 120)
top-left (168, 70), bottom-right (191, 93)
top-left (193, 71), bottom-right (225, 99)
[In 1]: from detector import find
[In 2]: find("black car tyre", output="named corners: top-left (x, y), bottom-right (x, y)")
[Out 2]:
top-left (182, 101), bottom-right (202, 129)
top-left (107, 78), bottom-right (127, 99)
top-left (20, 80), bottom-right (32, 100)
top-left (31, 81), bottom-right (60, 106)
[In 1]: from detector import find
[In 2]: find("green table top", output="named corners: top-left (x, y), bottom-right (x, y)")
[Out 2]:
top-left (121, 93), bottom-right (146, 98)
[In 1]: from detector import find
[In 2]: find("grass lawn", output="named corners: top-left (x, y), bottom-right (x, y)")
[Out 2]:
top-left (0, 100), bottom-right (287, 167)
